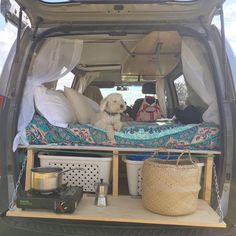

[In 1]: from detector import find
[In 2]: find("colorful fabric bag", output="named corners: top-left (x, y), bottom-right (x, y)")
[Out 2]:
top-left (136, 96), bottom-right (162, 122)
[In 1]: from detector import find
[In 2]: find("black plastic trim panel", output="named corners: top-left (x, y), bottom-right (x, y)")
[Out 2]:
top-left (1, 217), bottom-right (236, 236)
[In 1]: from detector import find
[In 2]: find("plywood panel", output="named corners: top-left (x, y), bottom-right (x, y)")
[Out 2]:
top-left (112, 151), bottom-right (119, 196)
top-left (7, 196), bottom-right (226, 228)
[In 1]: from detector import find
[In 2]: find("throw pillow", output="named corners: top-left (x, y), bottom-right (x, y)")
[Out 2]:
top-left (64, 86), bottom-right (96, 124)
top-left (34, 85), bottom-right (77, 127)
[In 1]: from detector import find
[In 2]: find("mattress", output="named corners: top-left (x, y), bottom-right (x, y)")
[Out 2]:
top-left (25, 114), bottom-right (221, 151)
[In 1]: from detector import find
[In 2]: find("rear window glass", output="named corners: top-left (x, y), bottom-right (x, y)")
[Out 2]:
top-left (101, 85), bottom-right (143, 107)
top-left (56, 72), bottom-right (74, 90)
top-left (174, 75), bottom-right (188, 107)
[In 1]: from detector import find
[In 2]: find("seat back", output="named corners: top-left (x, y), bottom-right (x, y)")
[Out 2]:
top-left (131, 82), bottom-right (159, 120)
top-left (83, 85), bottom-right (103, 104)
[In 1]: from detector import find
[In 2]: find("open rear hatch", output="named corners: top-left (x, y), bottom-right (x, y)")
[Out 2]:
top-left (2, 0), bottom-right (227, 230)
top-left (1, 0), bottom-right (224, 28)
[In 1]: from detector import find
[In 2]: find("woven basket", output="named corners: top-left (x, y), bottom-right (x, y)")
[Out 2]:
top-left (142, 151), bottom-right (200, 216)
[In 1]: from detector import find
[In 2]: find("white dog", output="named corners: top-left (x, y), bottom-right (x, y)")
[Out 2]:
top-left (91, 93), bottom-right (127, 143)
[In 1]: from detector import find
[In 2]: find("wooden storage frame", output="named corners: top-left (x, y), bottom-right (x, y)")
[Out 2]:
top-left (7, 145), bottom-right (225, 228)
top-left (23, 145), bottom-right (219, 203)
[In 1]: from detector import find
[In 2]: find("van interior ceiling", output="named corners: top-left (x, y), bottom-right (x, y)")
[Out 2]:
top-left (79, 31), bottom-right (181, 77)
top-left (32, 30), bottom-right (218, 125)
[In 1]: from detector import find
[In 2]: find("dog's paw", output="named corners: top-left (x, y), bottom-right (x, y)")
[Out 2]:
top-left (107, 135), bottom-right (116, 145)
top-left (107, 129), bottom-right (116, 145)
top-left (113, 122), bottom-right (123, 131)
top-left (108, 139), bottom-right (116, 145)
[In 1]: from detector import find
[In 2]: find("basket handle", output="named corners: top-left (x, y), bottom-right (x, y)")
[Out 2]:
top-left (150, 148), bottom-right (174, 161)
top-left (176, 150), bottom-right (194, 166)
top-left (150, 150), bottom-right (159, 159)
top-left (166, 151), bottom-right (171, 160)
top-left (150, 148), bottom-right (168, 159)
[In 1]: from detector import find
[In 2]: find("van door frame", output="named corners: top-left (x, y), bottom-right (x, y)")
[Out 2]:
top-left (0, 26), bottom-right (34, 213)
top-left (1, 22), bottom-right (233, 216)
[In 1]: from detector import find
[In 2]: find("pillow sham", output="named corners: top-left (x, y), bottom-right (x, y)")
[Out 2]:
top-left (64, 86), bottom-right (96, 124)
top-left (84, 96), bottom-right (100, 113)
top-left (34, 85), bottom-right (76, 127)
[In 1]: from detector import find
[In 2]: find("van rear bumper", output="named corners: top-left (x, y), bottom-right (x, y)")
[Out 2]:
top-left (1, 215), bottom-right (236, 236)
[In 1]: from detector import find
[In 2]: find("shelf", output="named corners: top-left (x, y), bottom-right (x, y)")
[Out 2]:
top-left (24, 148), bottom-right (216, 202)
top-left (7, 195), bottom-right (226, 228)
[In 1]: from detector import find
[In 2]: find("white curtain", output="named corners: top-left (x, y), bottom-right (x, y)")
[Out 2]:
top-left (13, 38), bottom-right (83, 151)
top-left (181, 37), bottom-right (219, 124)
top-left (156, 78), bottom-right (167, 117)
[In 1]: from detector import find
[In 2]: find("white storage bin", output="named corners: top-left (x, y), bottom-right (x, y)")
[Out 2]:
top-left (38, 152), bottom-right (112, 192)
top-left (197, 162), bottom-right (204, 183)
top-left (124, 159), bottom-right (144, 196)
top-left (125, 159), bottom-right (204, 196)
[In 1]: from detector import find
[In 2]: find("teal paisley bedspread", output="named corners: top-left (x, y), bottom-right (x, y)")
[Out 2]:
top-left (25, 114), bottom-right (221, 150)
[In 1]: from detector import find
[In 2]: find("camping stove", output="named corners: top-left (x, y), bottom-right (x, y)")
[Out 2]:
top-left (16, 186), bottom-right (83, 214)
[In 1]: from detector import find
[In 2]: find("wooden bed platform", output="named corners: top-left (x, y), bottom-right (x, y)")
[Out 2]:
top-left (7, 196), bottom-right (225, 228)
top-left (13, 145), bottom-right (224, 228)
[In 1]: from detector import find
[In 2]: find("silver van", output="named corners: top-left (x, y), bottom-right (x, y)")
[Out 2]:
top-left (0, 0), bottom-right (236, 235)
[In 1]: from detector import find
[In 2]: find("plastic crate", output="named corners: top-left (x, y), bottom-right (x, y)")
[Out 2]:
top-left (124, 152), bottom-right (179, 196)
top-left (124, 158), bottom-right (204, 196)
top-left (38, 152), bottom-right (112, 192)
top-left (124, 159), bottom-right (143, 196)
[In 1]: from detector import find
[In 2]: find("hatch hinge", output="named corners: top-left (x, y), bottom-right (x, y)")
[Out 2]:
top-left (0, 0), bottom-right (26, 28)
top-left (0, 0), bottom-right (16, 25)
top-left (0, 0), bottom-right (10, 22)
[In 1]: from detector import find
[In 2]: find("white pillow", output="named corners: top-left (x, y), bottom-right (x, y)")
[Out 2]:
top-left (34, 86), bottom-right (76, 127)
top-left (84, 96), bottom-right (100, 113)
top-left (64, 86), bottom-right (96, 124)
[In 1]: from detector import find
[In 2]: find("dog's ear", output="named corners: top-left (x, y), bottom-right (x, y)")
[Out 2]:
top-left (100, 97), bottom-right (108, 111)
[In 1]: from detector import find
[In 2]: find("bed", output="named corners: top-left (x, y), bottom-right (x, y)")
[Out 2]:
top-left (23, 114), bottom-right (221, 151)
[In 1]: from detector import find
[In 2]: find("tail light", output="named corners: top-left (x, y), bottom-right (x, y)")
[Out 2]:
top-left (0, 95), bottom-right (5, 110)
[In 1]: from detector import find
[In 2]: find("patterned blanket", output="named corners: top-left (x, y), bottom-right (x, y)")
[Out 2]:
top-left (25, 114), bottom-right (221, 150)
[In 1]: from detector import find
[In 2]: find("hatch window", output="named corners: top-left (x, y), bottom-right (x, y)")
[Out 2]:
top-left (174, 75), bottom-right (188, 107)
top-left (101, 85), bottom-right (143, 107)
top-left (56, 72), bottom-right (75, 90)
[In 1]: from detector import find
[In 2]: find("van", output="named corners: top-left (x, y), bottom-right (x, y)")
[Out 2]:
top-left (0, 0), bottom-right (236, 235)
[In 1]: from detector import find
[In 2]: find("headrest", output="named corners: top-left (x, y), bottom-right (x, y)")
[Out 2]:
top-left (142, 82), bottom-right (156, 94)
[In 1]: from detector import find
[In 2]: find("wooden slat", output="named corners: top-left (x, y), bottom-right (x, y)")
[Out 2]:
top-left (25, 149), bottom-right (35, 191)
top-left (112, 150), bottom-right (119, 196)
top-left (19, 145), bottom-right (221, 155)
top-left (7, 196), bottom-right (226, 228)
top-left (203, 155), bottom-right (214, 203)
